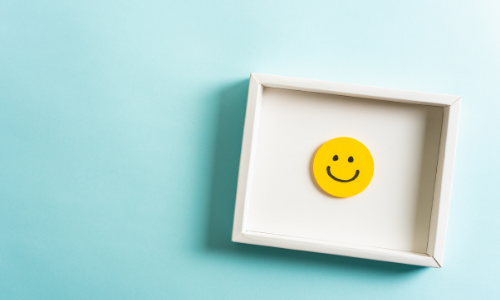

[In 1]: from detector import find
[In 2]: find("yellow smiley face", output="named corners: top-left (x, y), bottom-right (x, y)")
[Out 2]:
top-left (313, 137), bottom-right (374, 198)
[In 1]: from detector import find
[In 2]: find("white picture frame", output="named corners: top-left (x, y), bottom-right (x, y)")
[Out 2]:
top-left (232, 73), bottom-right (461, 268)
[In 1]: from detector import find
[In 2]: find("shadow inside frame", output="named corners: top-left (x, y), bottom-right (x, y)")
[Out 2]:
top-left (204, 79), bottom-right (428, 276)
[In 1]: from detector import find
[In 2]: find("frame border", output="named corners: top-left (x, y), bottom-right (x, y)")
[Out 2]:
top-left (232, 73), bottom-right (461, 268)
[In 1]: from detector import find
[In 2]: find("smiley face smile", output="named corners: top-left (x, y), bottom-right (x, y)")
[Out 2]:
top-left (312, 137), bottom-right (374, 198)
top-left (326, 166), bottom-right (359, 182)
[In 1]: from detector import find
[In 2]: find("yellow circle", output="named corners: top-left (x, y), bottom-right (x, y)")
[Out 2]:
top-left (313, 137), bottom-right (374, 198)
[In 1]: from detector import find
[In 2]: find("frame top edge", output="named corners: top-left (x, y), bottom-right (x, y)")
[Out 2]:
top-left (250, 73), bottom-right (461, 106)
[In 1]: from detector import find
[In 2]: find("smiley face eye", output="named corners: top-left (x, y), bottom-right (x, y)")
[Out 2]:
top-left (348, 156), bottom-right (354, 163)
top-left (333, 155), bottom-right (338, 161)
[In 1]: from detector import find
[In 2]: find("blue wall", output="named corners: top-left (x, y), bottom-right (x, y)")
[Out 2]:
top-left (1, 1), bottom-right (499, 299)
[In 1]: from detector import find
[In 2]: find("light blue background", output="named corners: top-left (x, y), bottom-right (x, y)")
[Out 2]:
top-left (1, 0), bottom-right (499, 299)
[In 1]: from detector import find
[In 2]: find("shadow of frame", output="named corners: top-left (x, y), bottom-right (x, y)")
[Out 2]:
top-left (204, 80), bottom-right (429, 275)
